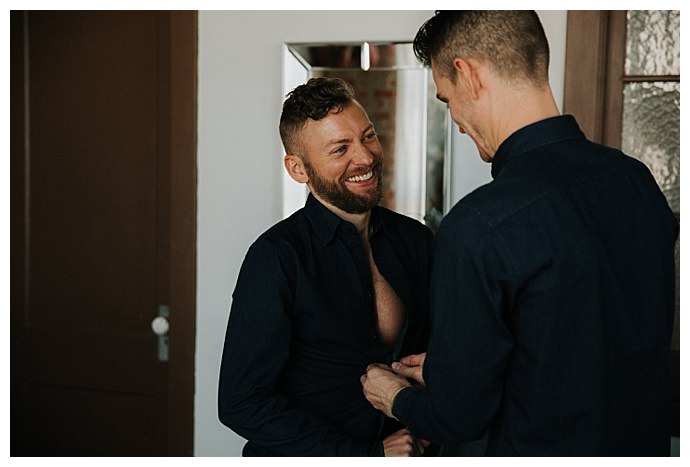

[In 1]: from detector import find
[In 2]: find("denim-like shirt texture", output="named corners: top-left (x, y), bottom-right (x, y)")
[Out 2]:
top-left (218, 194), bottom-right (433, 456)
top-left (393, 115), bottom-right (679, 456)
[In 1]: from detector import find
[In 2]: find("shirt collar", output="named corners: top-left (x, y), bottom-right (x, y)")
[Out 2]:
top-left (491, 115), bottom-right (586, 179)
top-left (304, 193), bottom-right (386, 246)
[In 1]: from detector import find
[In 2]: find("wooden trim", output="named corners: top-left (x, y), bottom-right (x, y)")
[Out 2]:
top-left (10, 11), bottom-right (26, 332)
top-left (602, 11), bottom-right (627, 149)
top-left (167, 10), bottom-right (198, 456)
top-left (563, 11), bottom-right (609, 143)
top-left (624, 75), bottom-right (680, 82)
top-left (10, 11), bottom-right (27, 449)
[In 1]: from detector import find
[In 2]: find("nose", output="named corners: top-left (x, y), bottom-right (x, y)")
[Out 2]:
top-left (352, 141), bottom-right (377, 166)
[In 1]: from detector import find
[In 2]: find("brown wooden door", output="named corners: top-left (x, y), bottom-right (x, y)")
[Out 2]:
top-left (11, 11), bottom-right (197, 456)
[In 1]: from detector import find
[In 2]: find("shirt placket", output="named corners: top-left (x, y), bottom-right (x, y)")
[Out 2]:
top-left (338, 227), bottom-right (379, 345)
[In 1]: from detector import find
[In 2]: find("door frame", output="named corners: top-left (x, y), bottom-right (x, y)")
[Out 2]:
top-left (160, 11), bottom-right (198, 455)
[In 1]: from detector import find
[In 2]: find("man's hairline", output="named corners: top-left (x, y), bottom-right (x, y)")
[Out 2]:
top-left (284, 99), bottom-right (361, 158)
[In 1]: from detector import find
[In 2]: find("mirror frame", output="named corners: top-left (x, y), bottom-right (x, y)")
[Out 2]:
top-left (282, 41), bottom-right (451, 231)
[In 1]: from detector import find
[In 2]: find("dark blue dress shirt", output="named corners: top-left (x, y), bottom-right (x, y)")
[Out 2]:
top-left (393, 115), bottom-right (679, 456)
top-left (219, 194), bottom-right (434, 456)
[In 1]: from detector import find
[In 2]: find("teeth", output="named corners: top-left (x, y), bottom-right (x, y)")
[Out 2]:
top-left (347, 171), bottom-right (373, 182)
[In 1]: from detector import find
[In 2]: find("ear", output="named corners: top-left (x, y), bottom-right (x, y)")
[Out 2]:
top-left (453, 58), bottom-right (482, 100)
top-left (284, 154), bottom-right (309, 184)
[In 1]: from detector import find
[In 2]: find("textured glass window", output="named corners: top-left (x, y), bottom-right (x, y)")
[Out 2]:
top-left (621, 81), bottom-right (680, 212)
top-left (625, 10), bottom-right (680, 75)
top-left (623, 10), bottom-right (680, 353)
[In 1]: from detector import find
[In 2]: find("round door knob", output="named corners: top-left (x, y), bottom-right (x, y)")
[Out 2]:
top-left (151, 316), bottom-right (170, 336)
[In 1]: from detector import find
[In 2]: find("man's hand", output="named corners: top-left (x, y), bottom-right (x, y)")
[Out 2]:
top-left (360, 363), bottom-right (410, 419)
top-left (392, 352), bottom-right (427, 386)
top-left (382, 428), bottom-right (431, 457)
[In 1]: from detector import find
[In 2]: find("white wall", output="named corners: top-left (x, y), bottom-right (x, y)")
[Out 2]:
top-left (196, 10), bottom-right (567, 456)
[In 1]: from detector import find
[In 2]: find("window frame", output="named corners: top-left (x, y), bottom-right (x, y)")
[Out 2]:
top-left (563, 10), bottom-right (680, 439)
top-left (564, 11), bottom-right (680, 149)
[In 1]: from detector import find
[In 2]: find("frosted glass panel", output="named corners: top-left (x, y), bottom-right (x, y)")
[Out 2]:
top-left (625, 10), bottom-right (680, 75)
top-left (621, 81), bottom-right (680, 212)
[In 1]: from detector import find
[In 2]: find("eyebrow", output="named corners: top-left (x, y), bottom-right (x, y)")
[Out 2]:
top-left (326, 137), bottom-right (350, 145)
top-left (325, 124), bottom-right (375, 147)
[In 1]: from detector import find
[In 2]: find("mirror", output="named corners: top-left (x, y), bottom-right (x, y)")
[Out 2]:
top-left (282, 42), bottom-right (451, 232)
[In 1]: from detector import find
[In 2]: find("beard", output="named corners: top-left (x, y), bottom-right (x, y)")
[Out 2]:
top-left (303, 160), bottom-right (383, 214)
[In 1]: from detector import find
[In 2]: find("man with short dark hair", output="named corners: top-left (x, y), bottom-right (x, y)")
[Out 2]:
top-left (219, 77), bottom-right (433, 456)
top-left (362, 11), bottom-right (679, 456)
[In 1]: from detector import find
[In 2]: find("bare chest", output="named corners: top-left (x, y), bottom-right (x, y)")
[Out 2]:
top-left (366, 248), bottom-right (405, 346)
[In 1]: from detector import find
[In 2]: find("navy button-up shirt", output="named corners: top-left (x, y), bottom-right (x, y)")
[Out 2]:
top-left (219, 194), bottom-right (434, 456)
top-left (394, 115), bottom-right (679, 456)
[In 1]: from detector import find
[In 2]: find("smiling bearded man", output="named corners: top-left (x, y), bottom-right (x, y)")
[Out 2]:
top-left (217, 77), bottom-right (436, 457)
top-left (299, 102), bottom-right (384, 215)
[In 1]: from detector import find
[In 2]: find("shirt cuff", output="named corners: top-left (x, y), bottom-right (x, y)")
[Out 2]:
top-left (391, 386), bottom-right (412, 420)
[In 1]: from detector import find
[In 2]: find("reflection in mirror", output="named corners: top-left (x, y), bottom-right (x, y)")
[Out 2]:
top-left (283, 42), bottom-right (450, 232)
